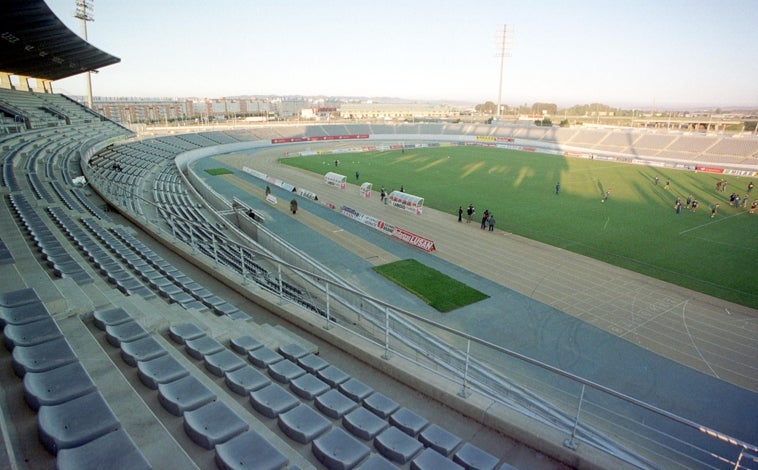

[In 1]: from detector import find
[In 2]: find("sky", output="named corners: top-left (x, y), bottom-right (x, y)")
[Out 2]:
top-left (44, 0), bottom-right (758, 109)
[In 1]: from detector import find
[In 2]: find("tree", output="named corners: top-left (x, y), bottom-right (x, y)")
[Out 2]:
top-left (475, 101), bottom-right (497, 114)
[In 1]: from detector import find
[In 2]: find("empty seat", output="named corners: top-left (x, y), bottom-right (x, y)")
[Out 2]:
top-left (0, 288), bottom-right (40, 308)
top-left (418, 424), bottom-right (462, 457)
top-left (453, 443), bottom-right (500, 470)
top-left (343, 407), bottom-right (389, 441)
top-left (389, 407), bottom-right (429, 437)
top-left (204, 349), bottom-right (246, 377)
top-left (278, 343), bottom-right (309, 361)
top-left (105, 320), bottom-right (148, 347)
top-left (374, 426), bottom-right (424, 464)
top-left (339, 378), bottom-right (374, 402)
top-left (137, 354), bottom-right (189, 390)
top-left (290, 373), bottom-right (330, 401)
top-left (0, 301), bottom-right (49, 327)
top-left (248, 346), bottom-right (284, 368)
top-left (168, 323), bottom-right (205, 344)
top-left (297, 353), bottom-right (329, 373)
top-left (93, 307), bottom-right (132, 330)
top-left (224, 365), bottom-right (271, 396)
top-left (229, 334), bottom-right (263, 354)
top-left (185, 335), bottom-right (223, 360)
top-left (37, 391), bottom-right (121, 455)
top-left (249, 383), bottom-right (299, 418)
top-left (23, 361), bottom-right (96, 410)
top-left (267, 359), bottom-right (306, 384)
top-left (120, 335), bottom-right (167, 367)
top-left (277, 403), bottom-right (331, 444)
top-left (12, 336), bottom-right (78, 377)
top-left (158, 374), bottom-right (216, 416)
top-left (183, 401), bottom-right (249, 450)
top-left (214, 428), bottom-right (289, 470)
top-left (4, 316), bottom-right (62, 350)
top-left (411, 447), bottom-right (464, 470)
top-left (56, 428), bottom-right (151, 470)
top-left (363, 392), bottom-right (400, 419)
top-left (315, 389), bottom-right (358, 419)
top-left (312, 427), bottom-right (370, 470)
top-left (317, 364), bottom-right (351, 387)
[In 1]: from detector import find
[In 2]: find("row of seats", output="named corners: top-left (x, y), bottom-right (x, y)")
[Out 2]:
top-left (7, 193), bottom-right (92, 284)
top-left (0, 287), bottom-right (150, 469)
top-left (166, 320), bottom-right (505, 470)
top-left (92, 309), bottom-right (290, 470)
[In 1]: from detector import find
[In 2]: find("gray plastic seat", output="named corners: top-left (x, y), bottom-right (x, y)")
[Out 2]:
top-left (343, 406), bottom-right (389, 441)
top-left (453, 443), bottom-right (500, 470)
top-left (249, 383), bottom-right (299, 418)
top-left (412, 447), bottom-right (464, 470)
top-left (278, 343), bottom-right (309, 361)
top-left (92, 307), bottom-right (132, 330)
top-left (37, 391), bottom-right (120, 455)
top-left (158, 374), bottom-right (217, 416)
top-left (229, 334), bottom-right (263, 354)
top-left (105, 319), bottom-right (148, 347)
top-left (290, 373), bottom-right (330, 400)
top-left (214, 428), bottom-right (289, 470)
top-left (12, 336), bottom-right (78, 377)
top-left (0, 301), bottom-right (49, 327)
top-left (317, 364), bottom-right (351, 387)
top-left (363, 392), bottom-right (400, 419)
top-left (418, 424), bottom-right (462, 457)
top-left (297, 353), bottom-right (329, 373)
top-left (0, 288), bottom-right (40, 308)
top-left (315, 389), bottom-right (358, 419)
top-left (339, 378), bottom-right (374, 402)
top-left (267, 359), bottom-right (306, 384)
top-left (137, 354), bottom-right (189, 390)
top-left (168, 323), bottom-right (205, 344)
top-left (204, 349), bottom-right (246, 377)
top-left (277, 403), bottom-right (331, 444)
top-left (224, 365), bottom-right (271, 396)
top-left (183, 401), bottom-right (249, 450)
top-left (4, 316), bottom-right (62, 350)
top-left (389, 407), bottom-right (429, 437)
top-left (374, 426), bottom-right (424, 464)
top-left (248, 346), bottom-right (284, 368)
top-left (185, 335), bottom-right (223, 360)
top-left (23, 361), bottom-right (96, 411)
top-left (312, 427), bottom-right (370, 470)
top-left (120, 335), bottom-right (167, 367)
top-left (56, 428), bottom-right (151, 470)
top-left (356, 454), bottom-right (397, 470)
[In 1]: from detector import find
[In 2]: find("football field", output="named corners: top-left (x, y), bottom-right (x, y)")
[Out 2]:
top-left (282, 146), bottom-right (758, 308)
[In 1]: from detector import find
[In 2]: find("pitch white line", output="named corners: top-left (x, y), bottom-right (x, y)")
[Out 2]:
top-left (681, 299), bottom-right (719, 378)
top-left (678, 211), bottom-right (746, 236)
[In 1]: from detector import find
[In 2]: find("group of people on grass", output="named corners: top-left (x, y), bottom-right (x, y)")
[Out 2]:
top-left (663, 176), bottom-right (756, 217)
top-left (457, 204), bottom-right (496, 231)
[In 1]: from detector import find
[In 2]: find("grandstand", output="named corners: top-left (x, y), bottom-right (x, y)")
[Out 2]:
top-left (2, 3), bottom-right (758, 470)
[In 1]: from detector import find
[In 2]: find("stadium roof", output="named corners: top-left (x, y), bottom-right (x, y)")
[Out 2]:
top-left (0, 0), bottom-right (120, 81)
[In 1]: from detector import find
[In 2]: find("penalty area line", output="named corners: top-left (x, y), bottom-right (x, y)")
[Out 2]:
top-left (678, 211), bottom-right (745, 236)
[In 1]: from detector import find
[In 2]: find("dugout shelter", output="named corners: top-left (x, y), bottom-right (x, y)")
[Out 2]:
top-left (324, 172), bottom-right (346, 189)
top-left (388, 190), bottom-right (424, 214)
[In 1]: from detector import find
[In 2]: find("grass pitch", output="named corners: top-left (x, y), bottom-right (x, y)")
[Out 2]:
top-left (373, 259), bottom-right (489, 312)
top-left (282, 146), bottom-right (758, 308)
top-left (204, 168), bottom-right (233, 176)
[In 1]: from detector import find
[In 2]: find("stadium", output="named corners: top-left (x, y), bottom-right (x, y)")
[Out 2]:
top-left (1, 1), bottom-right (757, 470)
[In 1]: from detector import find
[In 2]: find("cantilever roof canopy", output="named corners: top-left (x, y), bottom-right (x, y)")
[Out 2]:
top-left (0, 0), bottom-right (120, 81)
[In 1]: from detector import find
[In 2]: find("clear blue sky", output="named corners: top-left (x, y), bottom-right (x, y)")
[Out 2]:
top-left (46, 0), bottom-right (758, 108)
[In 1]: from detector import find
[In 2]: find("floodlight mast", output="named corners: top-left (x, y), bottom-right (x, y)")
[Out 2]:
top-left (495, 24), bottom-right (513, 119)
top-left (74, 0), bottom-right (94, 108)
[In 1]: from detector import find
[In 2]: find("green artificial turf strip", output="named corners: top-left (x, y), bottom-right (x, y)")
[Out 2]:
top-left (282, 146), bottom-right (758, 308)
top-left (373, 259), bottom-right (489, 312)
top-left (204, 168), bottom-right (233, 176)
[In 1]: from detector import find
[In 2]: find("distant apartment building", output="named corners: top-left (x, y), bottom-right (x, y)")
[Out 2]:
top-left (339, 102), bottom-right (459, 120)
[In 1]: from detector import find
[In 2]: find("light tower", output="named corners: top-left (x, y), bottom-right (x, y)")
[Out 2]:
top-left (74, 0), bottom-right (95, 108)
top-left (495, 24), bottom-right (514, 118)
